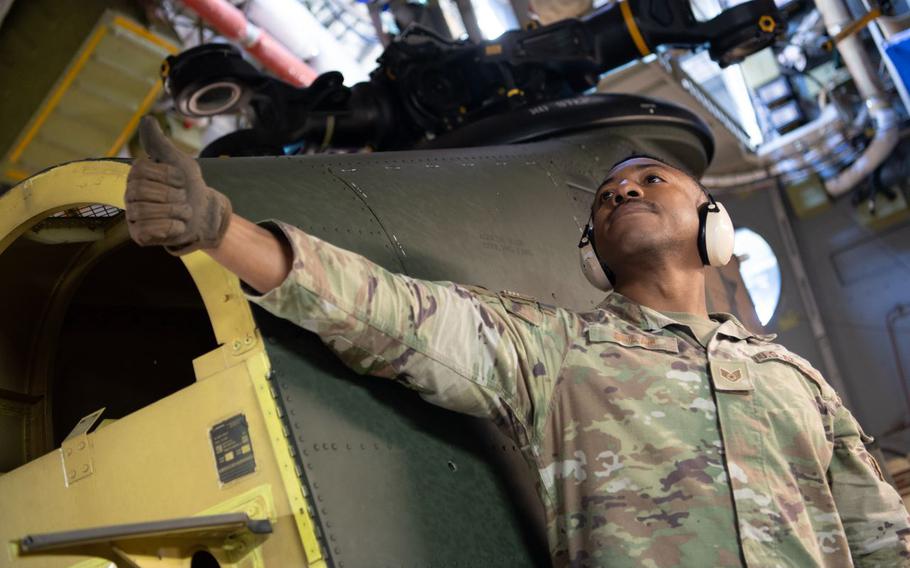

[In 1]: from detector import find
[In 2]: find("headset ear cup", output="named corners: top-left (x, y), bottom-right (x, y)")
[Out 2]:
top-left (697, 204), bottom-right (711, 265)
top-left (579, 242), bottom-right (613, 291)
top-left (702, 201), bottom-right (735, 266)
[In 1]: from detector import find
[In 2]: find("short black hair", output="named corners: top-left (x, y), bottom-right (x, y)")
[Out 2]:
top-left (596, 153), bottom-right (711, 201)
top-left (604, 153), bottom-right (704, 187)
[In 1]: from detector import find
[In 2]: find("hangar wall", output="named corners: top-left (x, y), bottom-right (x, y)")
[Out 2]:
top-left (788, 185), bottom-right (910, 450)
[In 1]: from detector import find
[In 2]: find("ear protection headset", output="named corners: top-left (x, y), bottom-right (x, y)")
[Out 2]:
top-left (577, 193), bottom-right (735, 291)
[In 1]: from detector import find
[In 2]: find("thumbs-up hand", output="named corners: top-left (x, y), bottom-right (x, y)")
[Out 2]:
top-left (125, 116), bottom-right (232, 254)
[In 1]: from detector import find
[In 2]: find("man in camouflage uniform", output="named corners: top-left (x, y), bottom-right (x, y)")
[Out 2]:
top-left (126, 117), bottom-right (910, 566)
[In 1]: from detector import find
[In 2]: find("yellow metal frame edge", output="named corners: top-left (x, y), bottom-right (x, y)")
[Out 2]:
top-left (0, 160), bottom-right (325, 567)
top-left (3, 12), bottom-right (179, 182)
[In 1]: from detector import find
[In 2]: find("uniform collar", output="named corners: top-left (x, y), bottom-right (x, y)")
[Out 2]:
top-left (596, 292), bottom-right (774, 342)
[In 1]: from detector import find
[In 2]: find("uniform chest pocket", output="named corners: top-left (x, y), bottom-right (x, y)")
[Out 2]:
top-left (763, 403), bottom-right (834, 470)
top-left (750, 358), bottom-right (835, 468)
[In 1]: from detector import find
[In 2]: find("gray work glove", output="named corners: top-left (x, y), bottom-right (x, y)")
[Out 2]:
top-left (125, 116), bottom-right (232, 255)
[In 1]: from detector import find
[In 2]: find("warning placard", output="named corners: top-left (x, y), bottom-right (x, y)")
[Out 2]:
top-left (210, 414), bottom-right (256, 484)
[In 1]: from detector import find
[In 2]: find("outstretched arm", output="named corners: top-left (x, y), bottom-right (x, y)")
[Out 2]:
top-left (205, 214), bottom-right (293, 294)
top-left (124, 116), bottom-right (572, 445)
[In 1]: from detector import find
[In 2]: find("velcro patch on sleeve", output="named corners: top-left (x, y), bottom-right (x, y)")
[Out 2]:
top-left (752, 350), bottom-right (829, 394)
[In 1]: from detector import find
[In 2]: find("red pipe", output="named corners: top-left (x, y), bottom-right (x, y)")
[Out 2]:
top-left (180, 0), bottom-right (318, 87)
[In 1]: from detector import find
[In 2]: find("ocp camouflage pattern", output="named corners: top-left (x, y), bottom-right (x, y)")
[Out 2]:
top-left (249, 221), bottom-right (910, 567)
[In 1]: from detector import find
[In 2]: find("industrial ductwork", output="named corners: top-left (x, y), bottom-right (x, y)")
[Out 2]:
top-left (813, 0), bottom-right (898, 197)
top-left (705, 1), bottom-right (900, 196)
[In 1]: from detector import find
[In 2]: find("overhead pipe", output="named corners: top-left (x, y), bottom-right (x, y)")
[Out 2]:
top-left (814, 0), bottom-right (899, 197)
top-left (245, 0), bottom-right (372, 84)
top-left (180, 0), bottom-right (319, 87)
top-left (702, 104), bottom-right (849, 189)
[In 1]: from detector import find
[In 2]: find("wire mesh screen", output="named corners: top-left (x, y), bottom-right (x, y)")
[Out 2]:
top-left (52, 204), bottom-right (122, 219)
top-left (33, 204), bottom-right (125, 232)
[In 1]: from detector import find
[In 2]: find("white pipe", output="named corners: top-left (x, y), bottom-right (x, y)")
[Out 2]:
top-left (816, 1), bottom-right (883, 99)
top-left (814, 0), bottom-right (899, 197)
top-left (703, 105), bottom-right (844, 188)
top-left (824, 105), bottom-right (899, 196)
top-left (246, 0), bottom-right (372, 84)
top-left (702, 169), bottom-right (773, 188)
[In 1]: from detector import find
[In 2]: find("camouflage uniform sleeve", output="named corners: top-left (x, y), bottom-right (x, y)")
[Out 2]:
top-left (828, 398), bottom-right (910, 565)
top-left (245, 221), bottom-right (573, 441)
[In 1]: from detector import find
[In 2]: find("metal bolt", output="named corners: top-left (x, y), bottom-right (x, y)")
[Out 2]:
top-left (77, 441), bottom-right (86, 450)
top-left (232, 340), bottom-right (242, 351)
top-left (82, 464), bottom-right (90, 473)
top-left (68, 470), bottom-right (76, 478)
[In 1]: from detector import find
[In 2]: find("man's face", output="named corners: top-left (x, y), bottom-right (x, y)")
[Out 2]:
top-left (591, 157), bottom-right (706, 267)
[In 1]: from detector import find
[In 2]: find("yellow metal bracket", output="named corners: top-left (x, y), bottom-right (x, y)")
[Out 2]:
top-left (61, 434), bottom-right (94, 486)
top-left (60, 407), bottom-right (106, 486)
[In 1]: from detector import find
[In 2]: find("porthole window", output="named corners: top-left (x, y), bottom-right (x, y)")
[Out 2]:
top-left (733, 228), bottom-right (781, 326)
